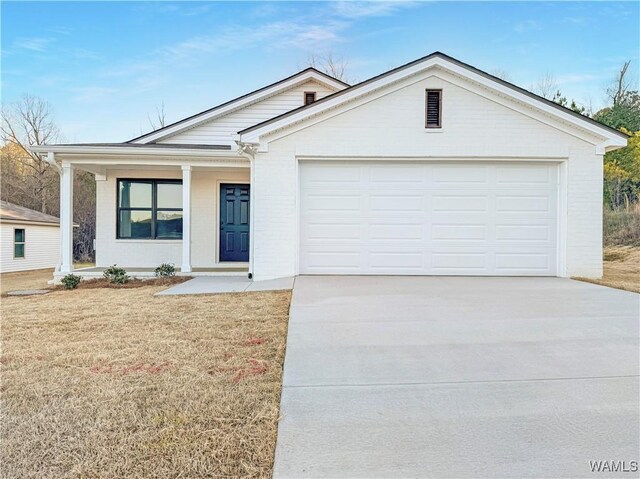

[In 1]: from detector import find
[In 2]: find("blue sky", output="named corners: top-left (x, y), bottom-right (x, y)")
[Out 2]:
top-left (2, 1), bottom-right (638, 143)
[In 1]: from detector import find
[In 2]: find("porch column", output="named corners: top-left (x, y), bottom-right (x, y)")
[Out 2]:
top-left (181, 165), bottom-right (192, 273)
top-left (249, 156), bottom-right (255, 279)
top-left (60, 163), bottom-right (74, 273)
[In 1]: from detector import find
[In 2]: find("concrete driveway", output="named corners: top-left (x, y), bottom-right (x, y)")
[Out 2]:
top-left (274, 277), bottom-right (640, 478)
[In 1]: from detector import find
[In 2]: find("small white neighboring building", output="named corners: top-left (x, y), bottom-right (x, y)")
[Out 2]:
top-left (0, 201), bottom-right (61, 273)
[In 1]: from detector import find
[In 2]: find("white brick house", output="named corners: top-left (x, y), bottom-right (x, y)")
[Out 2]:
top-left (31, 52), bottom-right (627, 281)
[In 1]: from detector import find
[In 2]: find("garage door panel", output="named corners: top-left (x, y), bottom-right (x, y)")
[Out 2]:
top-left (495, 224), bottom-right (551, 241)
top-left (432, 195), bottom-right (489, 212)
top-left (369, 252), bottom-right (425, 270)
top-left (305, 223), bottom-right (361, 240)
top-left (495, 252), bottom-right (554, 273)
top-left (304, 194), bottom-right (361, 212)
top-left (370, 194), bottom-right (426, 212)
top-left (496, 165), bottom-right (554, 184)
top-left (431, 224), bottom-right (487, 241)
top-left (301, 164), bottom-right (361, 184)
top-left (433, 165), bottom-right (489, 184)
top-left (432, 252), bottom-right (487, 271)
top-left (369, 165), bottom-right (426, 184)
top-left (299, 161), bottom-right (558, 276)
top-left (303, 252), bottom-right (362, 271)
top-left (369, 224), bottom-right (424, 241)
top-left (496, 195), bottom-right (552, 213)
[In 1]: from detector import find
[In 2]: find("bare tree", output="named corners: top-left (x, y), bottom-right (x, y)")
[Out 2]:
top-left (1, 94), bottom-right (97, 262)
top-left (306, 51), bottom-right (351, 83)
top-left (607, 60), bottom-right (632, 106)
top-left (1, 95), bottom-right (61, 214)
top-left (583, 95), bottom-right (595, 117)
top-left (147, 101), bottom-right (166, 130)
top-left (73, 170), bottom-right (97, 262)
top-left (532, 72), bottom-right (558, 100)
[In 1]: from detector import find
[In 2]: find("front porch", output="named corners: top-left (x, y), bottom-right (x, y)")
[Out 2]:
top-left (31, 143), bottom-right (254, 282)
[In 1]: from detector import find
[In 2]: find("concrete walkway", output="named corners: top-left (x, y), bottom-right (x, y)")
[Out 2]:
top-left (156, 276), bottom-right (294, 295)
top-left (274, 276), bottom-right (640, 478)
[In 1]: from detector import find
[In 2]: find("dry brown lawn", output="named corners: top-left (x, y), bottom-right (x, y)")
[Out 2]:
top-left (0, 264), bottom-right (96, 294)
top-left (574, 246), bottom-right (640, 294)
top-left (1, 284), bottom-right (291, 478)
top-left (0, 268), bottom-right (54, 294)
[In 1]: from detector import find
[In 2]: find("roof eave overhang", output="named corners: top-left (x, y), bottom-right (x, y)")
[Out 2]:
top-left (29, 144), bottom-right (241, 160)
top-left (238, 56), bottom-right (628, 150)
top-left (0, 219), bottom-right (60, 227)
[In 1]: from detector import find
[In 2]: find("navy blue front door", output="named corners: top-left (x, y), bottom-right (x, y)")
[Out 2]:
top-left (220, 184), bottom-right (250, 262)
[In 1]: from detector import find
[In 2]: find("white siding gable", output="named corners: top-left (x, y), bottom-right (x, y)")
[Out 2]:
top-left (159, 80), bottom-right (336, 146)
top-left (0, 223), bottom-right (60, 273)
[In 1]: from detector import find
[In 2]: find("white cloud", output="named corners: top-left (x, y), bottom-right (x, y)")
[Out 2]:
top-left (71, 86), bottom-right (119, 103)
top-left (563, 16), bottom-right (590, 26)
top-left (13, 37), bottom-right (55, 52)
top-left (513, 20), bottom-right (540, 34)
top-left (332, 1), bottom-right (417, 18)
top-left (161, 19), bottom-right (348, 62)
top-left (177, 4), bottom-right (212, 17)
top-left (556, 73), bottom-right (598, 84)
top-left (155, 0), bottom-right (416, 63)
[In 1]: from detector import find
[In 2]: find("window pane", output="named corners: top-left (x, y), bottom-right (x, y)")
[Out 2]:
top-left (156, 211), bottom-right (183, 239)
top-left (119, 210), bottom-right (152, 238)
top-left (156, 182), bottom-right (182, 209)
top-left (14, 229), bottom-right (25, 242)
top-left (14, 243), bottom-right (25, 258)
top-left (119, 181), bottom-right (152, 208)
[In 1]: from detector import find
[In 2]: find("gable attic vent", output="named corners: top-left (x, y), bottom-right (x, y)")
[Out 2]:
top-left (304, 91), bottom-right (317, 105)
top-left (425, 89), bottom-right (442, 128)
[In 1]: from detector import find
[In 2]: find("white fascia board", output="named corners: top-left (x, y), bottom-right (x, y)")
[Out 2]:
top-left (29, 144), bottom-right (238, 158)
top-left (240, 57), bottom-right (627, 148)
top-left (64, 158), bottom-right (248, 168)
top-left (0, 219), bottom-right (60, 227)
top-left (132, 71), bottom-right (347, 144)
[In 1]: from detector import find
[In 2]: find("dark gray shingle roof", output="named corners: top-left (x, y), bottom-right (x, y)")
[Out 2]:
top-left (0, 201), bottom-right (60, 225)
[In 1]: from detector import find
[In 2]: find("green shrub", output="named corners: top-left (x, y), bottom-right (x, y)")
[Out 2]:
top-left (61, 274), bottom-right (81, 290)
top-left (155, 263), bottom-right (176, 277)
top-left (103, 265), bottom-right (130, 284)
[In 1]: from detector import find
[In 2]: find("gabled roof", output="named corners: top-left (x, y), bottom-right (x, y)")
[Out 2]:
top-left (129, 67), bottom-right (349, 144)
top-left (238, 52), bottom-right (628, 148)
top-left (1, 201), bottom-right (60, 225)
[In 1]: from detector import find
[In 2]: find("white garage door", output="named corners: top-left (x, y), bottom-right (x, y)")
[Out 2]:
top-left (299, 161), bottom-right (558, 276)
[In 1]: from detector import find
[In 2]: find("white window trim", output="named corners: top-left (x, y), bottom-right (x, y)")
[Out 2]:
top-left (13, 227), bottom-right (26, 259)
